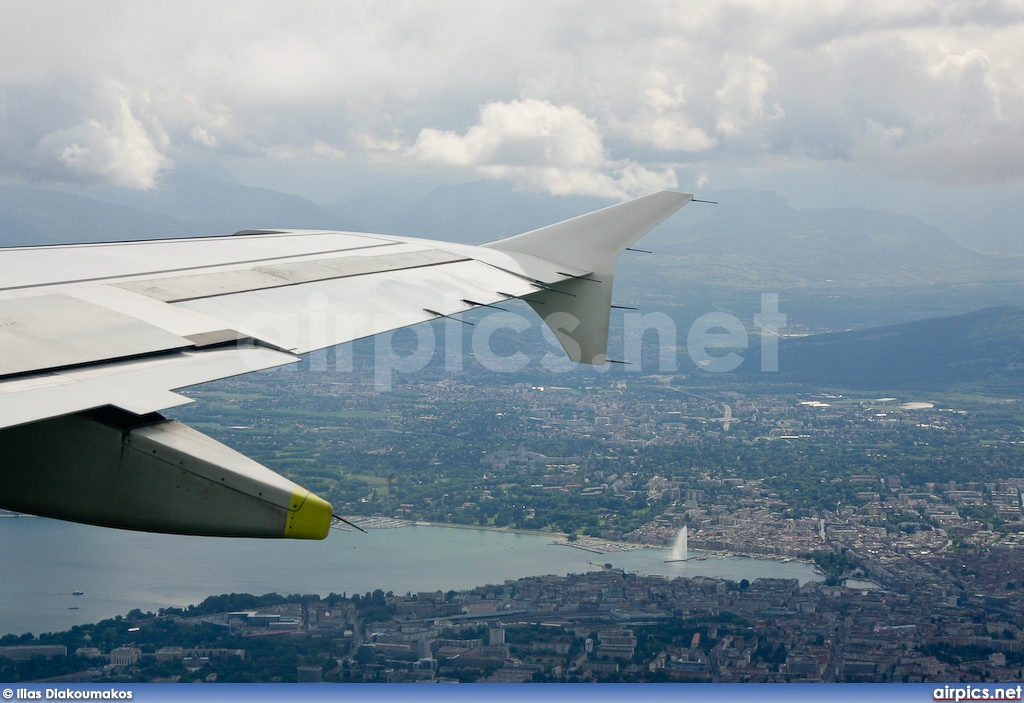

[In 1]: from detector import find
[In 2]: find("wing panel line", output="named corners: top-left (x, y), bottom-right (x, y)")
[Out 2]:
top-left (121, 249), bottom-right (471, 304)
top-left (0, 241), bottom-right (401, 293)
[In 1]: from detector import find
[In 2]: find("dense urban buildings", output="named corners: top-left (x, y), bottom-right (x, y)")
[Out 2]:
top-left (7, 356), bottom-right (1024, 683)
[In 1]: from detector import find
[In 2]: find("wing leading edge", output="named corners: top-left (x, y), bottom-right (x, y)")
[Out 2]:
top-left (0, 190), bottom-right (691, 539)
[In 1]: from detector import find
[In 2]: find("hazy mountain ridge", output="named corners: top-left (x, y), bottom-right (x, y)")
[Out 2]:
top-left (0, 184), bottom-right (193, 246)
top-left (0, 168), bottom-right (357, 246)
top-left (336, 181), bottom-right (1024, 289)
top-left (624, 190), bottom-right (1024, 290)
top-left (85, 167), bottom-right (355, 231)
top-left (745, 306), bottom-right (1024, 392)
top-left (3, 172), bottom-right (1013, 279)
top-left (2, 174), bottom-right (1020, 335)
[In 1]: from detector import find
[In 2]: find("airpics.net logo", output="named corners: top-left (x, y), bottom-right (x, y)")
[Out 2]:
top-left (235, 293), bottom-right (786, 391)
top-left (934, 686), bottom-right (1024, 701)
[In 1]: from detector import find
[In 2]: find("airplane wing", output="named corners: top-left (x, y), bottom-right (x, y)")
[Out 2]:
top-left (0, 190), bottom-right (691, 540)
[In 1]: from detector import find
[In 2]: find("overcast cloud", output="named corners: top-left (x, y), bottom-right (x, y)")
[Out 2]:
top-left (0, 1), bottom-right (1022, 198)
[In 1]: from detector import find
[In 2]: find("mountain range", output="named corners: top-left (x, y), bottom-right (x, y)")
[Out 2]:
top-left (740, 305), bottom-right (1024, 393)
top-left (4, 171), bottom-right (1018, 290)
top-left (1, 168), bottom-right (1021, 336)
top-left (0, 168), bottom-right (356, 246)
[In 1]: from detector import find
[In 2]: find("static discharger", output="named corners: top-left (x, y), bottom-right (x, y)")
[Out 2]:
top-left (461, 299), bottom-right (508, 312)
top-left (332, 514), bottom-right (367, 533)
top-left (555, 272), bottom-right (602, 284)
top-left (530, 282), bottom-right (576, 297)
top-left (499, 291), bottom-right (542, 304)
top-left (508, 271), bottom-right (578, 297)
top-left (423, 308), bottom-right (473, 325)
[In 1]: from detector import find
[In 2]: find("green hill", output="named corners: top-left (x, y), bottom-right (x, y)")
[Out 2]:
top-left (748, 306), bottom-right (1024, 392)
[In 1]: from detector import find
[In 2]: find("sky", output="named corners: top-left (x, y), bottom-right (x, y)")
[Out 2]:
top-left (1, 1), bottom-right (1023, 223)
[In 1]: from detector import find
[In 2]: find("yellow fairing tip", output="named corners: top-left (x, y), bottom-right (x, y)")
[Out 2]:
top-left (284, 489), bottom-right (333, 540)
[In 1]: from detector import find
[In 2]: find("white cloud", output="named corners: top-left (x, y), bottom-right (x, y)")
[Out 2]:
top-left (311, 142), bottom-right (348, 160)
top-left (413, 99), bottom-right (676, 199)
top-left (848, 45), bottom-right (1024, 183)
top-left (0, 2), bottom-right (1024, 190)
top-left (189, 125), bottom-right (218, 148)
top-left (715, 55), bottom-right (784, 138)
top-left (37, 83), bottom-right (171, 189)
top-left (616, 82), bottom-right (717, 152)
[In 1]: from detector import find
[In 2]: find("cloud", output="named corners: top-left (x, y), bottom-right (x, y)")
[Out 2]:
top-left (507, 3), bottom-right (1024, 184)
top-left (413, 99), bottom-right (677, 199)
top-left (38, 84), bottom-right (171, 189)
top-left (1, 2), bottom-right (1024, 191)
top-left (0, 81), bottom-right (172, 188)
top-left (189, 125), bottom-right (218, 148)
top-left (847, 46), bottom-right (1024, 184)
top-left (715, 55), bottom-right (784, 139)
top-left (615, 82), bottom-right (717, 152)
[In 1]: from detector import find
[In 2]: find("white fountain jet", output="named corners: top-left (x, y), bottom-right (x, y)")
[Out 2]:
top-left (665, 525), bottom-right (689, 563)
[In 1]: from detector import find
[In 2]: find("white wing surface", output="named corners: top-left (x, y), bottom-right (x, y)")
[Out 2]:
top-left (0, 191), bottom-right (691, 540)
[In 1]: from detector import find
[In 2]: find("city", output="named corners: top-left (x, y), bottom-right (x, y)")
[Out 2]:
top-left (6, 353), bottom-right (1024, 683)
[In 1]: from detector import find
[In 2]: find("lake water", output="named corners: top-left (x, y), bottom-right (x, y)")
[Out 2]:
top-left (0, 517), bottom-right (821, 637)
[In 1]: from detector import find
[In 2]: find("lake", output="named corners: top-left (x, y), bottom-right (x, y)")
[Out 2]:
top-left (0, 517), bottom-right (821, 636)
